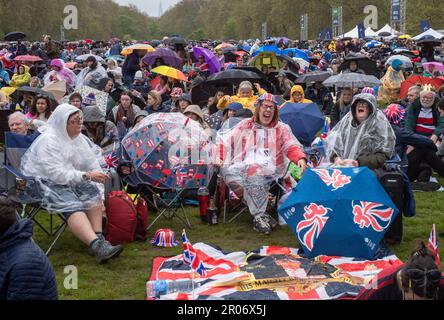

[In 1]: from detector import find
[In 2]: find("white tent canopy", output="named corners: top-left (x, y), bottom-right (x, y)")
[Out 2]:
top-left (365, 27), bottom-right (379, 38)
top-left (376, 24), bottom-right (399, 37)
top-left (412, 28), bottom-right (444, 40)
top-left (338, 26), bottom-right (359, 39)
top-left (338, 26), bottom-right (380, 39)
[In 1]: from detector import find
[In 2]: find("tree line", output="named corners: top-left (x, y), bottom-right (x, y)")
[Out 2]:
top-left (0, 0), bottom-right (442, 41)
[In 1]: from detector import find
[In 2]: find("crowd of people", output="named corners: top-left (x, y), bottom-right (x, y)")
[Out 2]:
top-left (0, 33), bottom-right (443, 300)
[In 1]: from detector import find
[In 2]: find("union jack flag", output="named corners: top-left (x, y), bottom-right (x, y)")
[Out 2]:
top-left (313, 169), bottom-right (352, 191)
top-left (352, 201), bottom-right (394, 232)
top-left (320, 118), bottom-right (331, 141)
top-left (104, 152), bottom-right (119, 169)
top-left (383, 104), bottom-right (406, 125)
top-left (428, 224), bottom-right (441, 269)
top-left (296, 203), bottom-right (331, 252)
top-left (182, 230), bottom-right (207, 278)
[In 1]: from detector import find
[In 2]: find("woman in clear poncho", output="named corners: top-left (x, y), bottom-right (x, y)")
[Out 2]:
top-left (326, 93), bottom-right (396, 170)
top-left (216, 94), bottom-right (307, 235)
top-left (19, 104), bottom-right (123, 263)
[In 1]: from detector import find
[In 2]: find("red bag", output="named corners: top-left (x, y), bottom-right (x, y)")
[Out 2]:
top-left (134, 197), bottom-right (149, 241)
top-left (105, 191), bottom-right (149, 245)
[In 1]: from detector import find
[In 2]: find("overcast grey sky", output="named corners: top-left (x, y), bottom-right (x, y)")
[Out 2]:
top-left (115, 0), bottom-right (181, 17)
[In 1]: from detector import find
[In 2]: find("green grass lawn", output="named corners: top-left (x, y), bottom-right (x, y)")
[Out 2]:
top-left (32, 191), bottom-right (444, 300)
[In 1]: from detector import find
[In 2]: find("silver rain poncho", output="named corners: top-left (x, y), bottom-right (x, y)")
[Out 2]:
top-left (20, 103), bottom-right (104, 212)
top-left (326, 93), bottom-right (396, 163)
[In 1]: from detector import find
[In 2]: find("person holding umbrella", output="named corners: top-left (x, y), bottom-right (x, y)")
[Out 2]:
top-left (342, 59), bottom-right (365, 74)
top-left (217, 93), bottom-right (307, 235)
top-left (327, 93), bottom-right (396, 170)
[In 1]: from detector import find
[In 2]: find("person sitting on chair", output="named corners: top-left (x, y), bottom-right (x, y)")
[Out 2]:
top-left (217, 93), bottom-right (307, 235)
top-left (0, 197), bottom-right (58, 300)
top-left (8, 112), bottom-right (38, 137)
top-left (19, 104), bottom-right (123, 263)
top-left (327, 93), bottom-right (396, 170)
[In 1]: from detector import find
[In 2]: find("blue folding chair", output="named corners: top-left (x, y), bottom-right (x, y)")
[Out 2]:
top-left (4, 131), bottom-right (68, 256)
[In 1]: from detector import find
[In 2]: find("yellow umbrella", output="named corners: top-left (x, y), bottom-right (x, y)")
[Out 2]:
top-left (215, 43), bottom-right (235, 51)
top-left (399, 34), bottom-right (411, 39)
top-left (121, 44), bottom-right (155, 56)
top-left (0, 86), bottom-right (16, 99)
top-left (151, 66), bottom-right (188, 82)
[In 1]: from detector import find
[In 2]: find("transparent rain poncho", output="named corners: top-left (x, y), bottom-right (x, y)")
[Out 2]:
top-left (326, 93), bottom-right (396, 163)
top-left (217, 117), bottom-right (303, 216)
top-left (19, 104), bottom-right (104, 212)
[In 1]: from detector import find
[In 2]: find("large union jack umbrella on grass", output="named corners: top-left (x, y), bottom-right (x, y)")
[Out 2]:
top-left (278, 167), bottom-right (399, 260)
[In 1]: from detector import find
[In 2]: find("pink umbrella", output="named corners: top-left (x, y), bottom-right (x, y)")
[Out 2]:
top-left (423, 62), bottom-right (444, 73)
top-left (13, 55), bottom-right (43, 62)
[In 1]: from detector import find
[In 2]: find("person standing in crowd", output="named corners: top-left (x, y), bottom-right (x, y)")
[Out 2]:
top-left (122, 49), bottom-right (143, 88)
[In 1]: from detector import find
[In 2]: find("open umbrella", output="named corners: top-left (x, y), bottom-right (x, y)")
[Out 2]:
top-left (340, 54), bottom-right (378, 77)
top-left (142, 48), bottom-right (183, 67)
top-left (215, 42), bottom-right (235, 51)
top-left (278, 167), bottom-right (399, 259)
top-left (168, 37), bottom-right (187, 45)
top-left (151, 66), bottom-right (188, 82)
top-left (296, 71), bottom-right (332, 84)
top-left (122, 113), bottom-right (214, 190)
top-left (294, 57), bottom-right (310, 71)
top-left (13, 55), bottom-right (42, 63)
top-left (279, 103), bottom-right (325, 146)
top-left (363, 40), bottom-right (383, 49)
top-left (385, 55), bottom-right (413, 70)
top-left (10, 86), bottom-right (57, 106)
top-left (75, 54), bottom-right (104, 63)
top-left (192, 47), bottom-right (221, 74)
top-left (417, 37), bottom-right (442, 46)
top-left (4, 31), bottom-right (26, 41)
top-left (323, 73), bottom-right (381, 88)
top-left (121, 44), bottom-right (155, 56)
top-left (251, 45), bottom-right (282, 57)
top-left (378, 32), bottom-right (393, 37)
top-left (249, 52), bottom-right (284, 71)
top-left (398, 35), bottom-right (412, 39)
top-left (400, 75), bottom-right (444, 99)
top-left (423, 62), bottom-right (444, 73)
top-left (281, 48), bottom-right (309, 61)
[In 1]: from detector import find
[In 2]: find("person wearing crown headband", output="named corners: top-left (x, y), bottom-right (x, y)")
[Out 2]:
top-left (404, 85), bottom-right (444, 191)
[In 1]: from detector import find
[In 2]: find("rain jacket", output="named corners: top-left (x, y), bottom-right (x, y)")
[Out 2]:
top-left (378, 66), bottom-right (405, 103)
top-left (75, 64), bottom-right (108, 90)
top-left (10, 65), bottom-right (31, 88)
top-left (404, 96), bottom-right (444, 137)
top-left (20, 104), bottom-right (104, 212)
top-left (327, 93), bottom-right (396, 170)
top-left (0, 219), bottom-right (58, 300)
top-left (217, 87), bottom-right (267, 112)
top-left (0, 61), bottom-right (10, 89)
top-left (287, 85), bottom-right (313, 104)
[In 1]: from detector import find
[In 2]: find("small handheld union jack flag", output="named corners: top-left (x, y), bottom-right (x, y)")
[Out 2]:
top-left (182, 230), bottom-right (207, 278)
top-left (428, 224), bottom-right (441, 270)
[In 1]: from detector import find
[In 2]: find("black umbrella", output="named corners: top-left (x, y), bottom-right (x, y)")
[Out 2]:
top-left (169, 37), bottom-right (187, 45)
top-left (4, 31), bottom-right (26, 41)
top-left (11, 86), bottom-right (58, 107)
top-left (150, 40), bottom-right (162, 47)
top-left (296, 71), bottom-right (331, 84)
top-left (276, 55), bottom-right (301, 74)
top-left (269, 70), bottom-right (298, 83)
top-left (417, 37), bottom-right (442, 46)
top-left (378, 32), bottom-right (392, 37)
top-left (206, 69), bottom-right (274, 92)
top-left (340, 53), bottom-right (378, 77)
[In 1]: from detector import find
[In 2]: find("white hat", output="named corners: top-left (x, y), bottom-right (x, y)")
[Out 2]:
top-left (134, 71), bottom-right (143, 80)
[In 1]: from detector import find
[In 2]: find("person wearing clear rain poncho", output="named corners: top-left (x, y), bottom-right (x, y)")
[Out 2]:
top-left (326, 93), bottom-right (396, 170)
top-left (217, 93), bottom-right (307, 235)
top-left (19, 104), bottom-right (123, 263)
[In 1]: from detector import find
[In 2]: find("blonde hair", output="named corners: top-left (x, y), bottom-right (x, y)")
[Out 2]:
top-left (148, 90), bottom-right (162, 107)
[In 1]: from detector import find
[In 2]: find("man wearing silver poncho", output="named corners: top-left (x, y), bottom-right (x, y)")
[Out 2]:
top-left (327, 93), bottom-right (396, 170)
top-left (19, 104), bottom-right (123, 263)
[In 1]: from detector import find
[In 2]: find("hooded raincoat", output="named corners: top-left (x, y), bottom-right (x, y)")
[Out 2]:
top-left (20, 104), bottom-right (104, 212)
top-left (217, 82), bottom-right (267, 112)
top-left (326, 93), bottom-right (396, 170)
top-left (0, 61), bottom-right (10, 89)
top-left (10, 65), bottom-right (31, 88)
top-left (43, 59), bottom-right (77, 90)
top-left (217, 105), bottom-right (306, 216)
top-left (287, 85), bottom-right (313, 104)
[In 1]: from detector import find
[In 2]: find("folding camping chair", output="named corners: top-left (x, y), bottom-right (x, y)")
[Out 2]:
top-left (121, 163), bottom-right (193, 231)
top-left (220, 165), bottom-right (289, 224)
top-left (4, 132), bottom-right (68, 256)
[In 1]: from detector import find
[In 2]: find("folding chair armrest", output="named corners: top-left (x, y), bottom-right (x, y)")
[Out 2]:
top-left (4, 165), bottom-right (33, 181)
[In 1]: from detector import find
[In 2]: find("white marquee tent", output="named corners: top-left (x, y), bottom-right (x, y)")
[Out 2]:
top-left (412, 28), bottom-right (444, 40)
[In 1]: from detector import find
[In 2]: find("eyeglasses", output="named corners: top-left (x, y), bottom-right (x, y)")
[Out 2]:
top-left (261, 104), bottom-right (275, 110)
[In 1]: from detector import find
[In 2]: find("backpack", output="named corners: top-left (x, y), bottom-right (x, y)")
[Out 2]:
top-left (105, 190), bottom-right (148, 245)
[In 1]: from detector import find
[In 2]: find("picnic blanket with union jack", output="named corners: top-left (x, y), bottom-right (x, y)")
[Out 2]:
top-left (148, 243), bottom-right (403, 300)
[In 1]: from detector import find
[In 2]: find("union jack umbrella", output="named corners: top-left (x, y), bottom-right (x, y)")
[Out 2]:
top-left (278, 167), bottom-right (399, 259)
